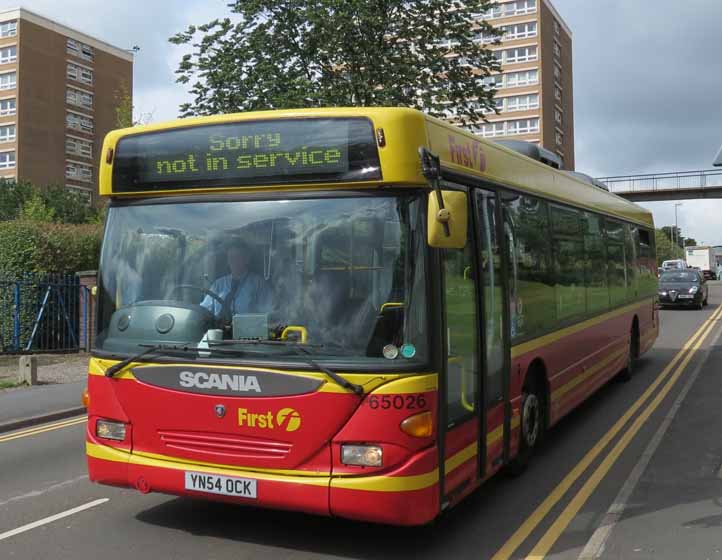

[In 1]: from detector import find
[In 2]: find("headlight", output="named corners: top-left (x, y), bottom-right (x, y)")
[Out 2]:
top-left (96, 419), bottom-right (126, 441)
top-left (689, 286), bottom-right (699, 294)
top-left (659, 291), bottom-right (667, 296)
top-left (341, 444), bottom-right (383, 467)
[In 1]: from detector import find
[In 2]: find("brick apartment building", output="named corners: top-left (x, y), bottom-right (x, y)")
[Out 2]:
top-left (0, 8), bottom-right (133, 202)
top-left (470, 0), bottom-right (575, 169)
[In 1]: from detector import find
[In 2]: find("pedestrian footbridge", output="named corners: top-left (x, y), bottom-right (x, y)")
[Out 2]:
top-left (597, 169), bottom-right (722, 201)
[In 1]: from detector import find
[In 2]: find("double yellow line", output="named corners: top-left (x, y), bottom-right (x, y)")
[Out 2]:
top-left (493, 303), bottom-right (722, 560)
top-left (0, 416), bottom-right (87, 444)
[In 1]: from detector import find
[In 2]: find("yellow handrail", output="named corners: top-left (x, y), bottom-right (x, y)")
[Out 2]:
top-left (280, 325), bottom-right (308, 344)
top-left (380, 302), bottom-right (404, 313)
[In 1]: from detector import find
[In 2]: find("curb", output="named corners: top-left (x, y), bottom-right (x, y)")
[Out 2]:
top-left (0, 406), bottom-right (87, 435)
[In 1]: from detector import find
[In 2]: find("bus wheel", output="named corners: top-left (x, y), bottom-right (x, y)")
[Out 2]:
top-left (619, 326), bottom-right (639, 382)
top-left (508, 376), bottom-right (544, 476)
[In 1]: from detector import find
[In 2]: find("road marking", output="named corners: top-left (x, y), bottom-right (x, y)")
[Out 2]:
top-left (0, 498), bottom-right (108, 542)
top-left (491, 303), bottom-right (722, 560)
top-left (579, 318), bottom-right (722, 559)
top-left (0, 475), bottom-right (89, 508)
top-left (0, 416), bottom-right (87, 444)
top-left (525, 304), bottom-right (722, 559)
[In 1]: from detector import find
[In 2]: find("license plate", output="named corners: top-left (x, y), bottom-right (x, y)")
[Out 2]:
top-left (184, 471), bottom-right (257, 499)
top-left (678, 295), bottom-right (693, 299)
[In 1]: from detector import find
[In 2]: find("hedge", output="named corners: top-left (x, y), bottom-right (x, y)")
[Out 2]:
top-left (0, 220), bottom-right (103, 275)
top-left (0, 220), bottom-right (103, 351)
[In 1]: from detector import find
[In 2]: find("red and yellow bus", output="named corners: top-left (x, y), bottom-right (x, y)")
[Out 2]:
top-left (85, 108), bottom-right (658, 525)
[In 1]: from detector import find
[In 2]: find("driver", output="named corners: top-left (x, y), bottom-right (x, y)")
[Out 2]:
top-left (200, 241), bottom-right (269, 320)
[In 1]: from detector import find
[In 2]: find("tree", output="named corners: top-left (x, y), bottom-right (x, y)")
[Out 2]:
top-left (114, 83), bottom-right (154, 128)
top-left (655, 228), bottom-right (683, 265)
top-left (20, 194), bottom-right (56, 222)
top-left (0, 180), bottom-right (100, 224)
top-left (683, 238), bottom-right (697, 247)
top-left (115, 83), bottom-right (134, 128)
top-left (170, 0), bottom-right (503, 125)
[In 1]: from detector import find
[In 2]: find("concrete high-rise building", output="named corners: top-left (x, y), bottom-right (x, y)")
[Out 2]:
top-left (472, 0), bottom-right (575, 170)
top-left (0, 8), bottom-right (133, 202)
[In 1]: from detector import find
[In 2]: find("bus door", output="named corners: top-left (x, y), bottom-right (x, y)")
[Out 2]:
top-left (474, 189), bottom-right (507, 476)
top-left (440, 186), bottom-right (508, 506)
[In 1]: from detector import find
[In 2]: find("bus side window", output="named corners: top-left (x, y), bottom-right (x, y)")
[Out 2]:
top-left (605, 219), bottom-right (626, 307)
top-left (503, 193), bottom-right (555, 341)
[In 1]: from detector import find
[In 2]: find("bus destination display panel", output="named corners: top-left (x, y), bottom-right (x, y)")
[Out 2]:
top-left (111, 118), bottom-right (382, 192)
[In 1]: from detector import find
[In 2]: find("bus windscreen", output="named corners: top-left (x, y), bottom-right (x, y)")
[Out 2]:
top-left (111, 117), bottom-right (382, 192)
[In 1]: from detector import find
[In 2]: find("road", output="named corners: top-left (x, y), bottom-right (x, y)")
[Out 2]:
top-left (3, 286), bottom-right (722, 559)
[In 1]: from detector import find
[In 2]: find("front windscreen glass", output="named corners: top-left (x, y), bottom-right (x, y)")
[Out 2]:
top-left (95, 195), bottom-right (428, 367)
top-left (660, 271), bottom-right (698, 283)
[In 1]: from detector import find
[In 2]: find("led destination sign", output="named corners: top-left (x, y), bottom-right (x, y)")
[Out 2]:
top-left (112, 118), bottom-right (382, 192)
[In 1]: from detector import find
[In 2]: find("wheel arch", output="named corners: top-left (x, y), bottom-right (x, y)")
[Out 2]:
top-left (523, 357), bottom-right (550, 430)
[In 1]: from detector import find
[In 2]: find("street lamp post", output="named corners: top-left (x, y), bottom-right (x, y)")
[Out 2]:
top-left (714, 145), bottom-right (722, 167)
top-left (674, 202), bottom-right (683, 256)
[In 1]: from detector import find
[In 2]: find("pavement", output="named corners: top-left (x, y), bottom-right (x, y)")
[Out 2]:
top-left (1, 287), bottom-right (722, 558)
top-left (0, 353), bottom-right (88, 433)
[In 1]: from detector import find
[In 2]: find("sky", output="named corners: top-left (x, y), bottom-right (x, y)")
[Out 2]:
top-left (2, 0), bottom-right (722, 244)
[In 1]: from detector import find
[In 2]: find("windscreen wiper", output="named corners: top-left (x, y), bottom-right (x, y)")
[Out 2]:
top-left (209, 339), bottom-right (364, 395)
top-left (285, 343), bottom-right (364, 396)
top-left (104, 343), bottom-right (197, 378)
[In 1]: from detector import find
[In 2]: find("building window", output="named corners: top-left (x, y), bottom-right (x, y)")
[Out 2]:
top-left (0, 72), bottom-right (16, 90)
top-left (0, 151), bottom-right (15, 169)
top-left (66, 38), bottom-right (94, 62)
top-left (66, 136), bottom-right (93, 158)
top-left (0, 124), bottom-right (15, 142)
top-left (480, 0), bottom-right (536, 19)
top-left (554, 64), bottom-right (561, 82)
top-left (504, 93), bottom-right (540, 112)
top-left (479, 97), bottom-right (504, 114)
top-left (66, 63), bottom-right (93, 86)
top-left (556, 131), bottom-right (564, 145)
top-left (478, 122), bottom-right (506, 138)
top-left (506, 118), bottom-right (540, 135)
top-left (66, 185), bottom-right (92, 203)
top-left (0, 21), bottom-right (17, 38)
top-left (502, 22), bottom-right (537, 40)
top-left (66, 111), bottom-right (94, 133)
top-left (505, 69), bottom-right (539, 88)
top-left (554, 41), bottom-right (561, 58)
top-left (555, 86), bottom-right (562, 102)
top-left (476, 118), bottom-right (539, 137)
top-left (502, 46), bottom-right (538, 64)
top-left (0, 98), bottom-right (15, 116)
top-left (554, 20), bottom-right (561, 35)
top-left (555, 108), bottom-right (563, 126)
top-left (482, 74), bottom-right (504, 89)
top-left (66, 161), bottom-right (93, 182)
top-left (66, 87), bottom-right (93, 110)
top-left (0, 46), bottom-right (17, 65)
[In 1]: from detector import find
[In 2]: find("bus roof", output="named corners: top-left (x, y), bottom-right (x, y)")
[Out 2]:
top-left (100, 107), bottom-right (654, 228)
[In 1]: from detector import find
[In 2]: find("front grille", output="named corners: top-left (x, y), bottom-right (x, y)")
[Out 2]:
top-left (157, 430), bottom-right (292, 461)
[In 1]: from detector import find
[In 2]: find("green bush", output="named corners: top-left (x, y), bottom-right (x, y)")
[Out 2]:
top-left (0, 179), bottom-right (101, 224)
top-left (0, 221), bottom-right (102, 351)
top-left (0, 220), bottom-right (103, 275)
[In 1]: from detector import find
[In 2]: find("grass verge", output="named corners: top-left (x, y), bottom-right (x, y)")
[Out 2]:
top-left (0, 379), bottom-right (23, 389)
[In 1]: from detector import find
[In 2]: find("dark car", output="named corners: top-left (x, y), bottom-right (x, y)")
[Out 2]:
top-left (658, 269), bottom-right (709, 309)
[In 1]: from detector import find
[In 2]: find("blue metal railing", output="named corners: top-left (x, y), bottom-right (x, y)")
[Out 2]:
top-left (0, 273), bottom-right (89, 354)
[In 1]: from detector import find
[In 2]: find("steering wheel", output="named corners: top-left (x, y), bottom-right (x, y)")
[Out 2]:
top-left (170, 284), bottom-right (225, 307)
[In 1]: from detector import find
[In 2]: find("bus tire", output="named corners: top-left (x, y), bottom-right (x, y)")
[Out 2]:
top-left (618, 325), bottom-right (639, 382)
top-left (507, 374), bottom-right (545, 476)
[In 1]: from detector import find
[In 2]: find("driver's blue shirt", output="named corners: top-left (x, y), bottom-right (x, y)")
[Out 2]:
top-left (200, 272), bottom-right (269, 317)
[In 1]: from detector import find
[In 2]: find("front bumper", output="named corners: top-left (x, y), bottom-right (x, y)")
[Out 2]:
top-left (86, 434), bottom-right (440, 526)
top-left (658, 292), bottom-right (702, 306)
